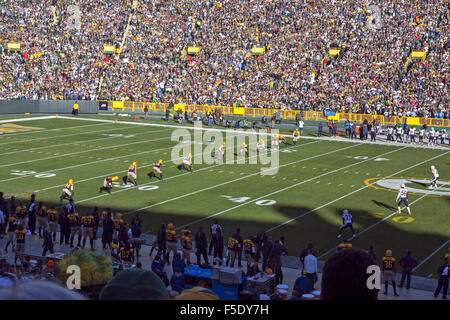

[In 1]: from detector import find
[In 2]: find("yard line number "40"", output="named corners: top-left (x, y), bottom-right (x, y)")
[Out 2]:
top-left (221, 195), bottom-right (276, 206)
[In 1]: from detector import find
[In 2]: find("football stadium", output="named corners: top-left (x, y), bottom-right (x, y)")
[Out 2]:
top-left (0, 0), bottom-right (448, 304)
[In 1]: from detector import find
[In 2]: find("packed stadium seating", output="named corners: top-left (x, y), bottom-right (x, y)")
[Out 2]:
top-left (0, 0), bottom-right (448, 118)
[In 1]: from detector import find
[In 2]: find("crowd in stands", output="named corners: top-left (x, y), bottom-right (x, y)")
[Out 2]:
top-left (0, 191), bottom-right (449, 300)
top-left (0, 1), bottom-right (448, 119)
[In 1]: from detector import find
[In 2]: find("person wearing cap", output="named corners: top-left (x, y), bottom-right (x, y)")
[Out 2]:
top-left (381, 249), bottom-right (399, 296)
top-left (165, 223), bottom-right (177, 263)
top-left (99, 269), bottom-right (169, 300)
top-left (398, 250), bottom-right (418, 289)
top-left (293, 269), bottom-right (312, 295)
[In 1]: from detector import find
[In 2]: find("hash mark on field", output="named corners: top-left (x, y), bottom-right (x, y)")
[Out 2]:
top-left (219, 171), bottom-right (223, 173)
top-left (339, 184), bottom-right (343, 186)
top-left (313, 168), bottom-right (316, 170)
top-left (316, 181), bottom-right (320, 183)
top-left (302, 166), bottom-right (306, 169)
top-left (355, 172), bottom-right (359, 174)
top-left (229, 171), bottom-right (234, 174)
top-left (293, 179), bottom-right (298, 181)
top-left (209, 169), bottom-right (214, 172)
top-left (344, 171), bottom-right (348, 173)
top-left (351, 185), bottom-right (355, 187)
top-left (282, 177), bottom-right (286, 180)
top-left (328, 182), bottom-right (332, 185)
top-left (323, 168), bottom-right (327, 171)
top-left (240, 173), bottom-right (244, 175)
top-left (292, 166), bottom-right (296, 168)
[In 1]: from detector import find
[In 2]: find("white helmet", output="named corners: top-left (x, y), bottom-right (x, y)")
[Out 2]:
top-left (431, 165), bottom-right (435, 170)
top-left (401, 183), bottom-right (405, 188)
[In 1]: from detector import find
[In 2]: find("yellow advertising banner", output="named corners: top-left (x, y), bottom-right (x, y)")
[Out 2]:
top-left (112, 101), bottom-right (124, 110)
top-left (187, 46), bottom-right (202, 55)
top-left (251, 47), bottom-right (265, 56)
top-left (7, 42), bottom-right (21, 51)
top-left (329, 48), bottom-right (341, 56)
top-left (103, 45), bottom-right (115, 54)
top-left (174, 104), bottom-right (185, 112)
top-left (411, 50), bottom-right (426, 60)
top-left (406, 117), bottom-right (420, 125)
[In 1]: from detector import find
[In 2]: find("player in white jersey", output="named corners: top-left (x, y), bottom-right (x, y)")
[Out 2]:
top-left (337, 209), bottom-right (356, 238)
top-left (419, 128), bottom-right (425, 145)
top-left (409, 127), bottom-right (416, 144)
top-left (429, 165), bottom-right (439, 189)
top-left (395, 126), bottom-right (403, 143)
top-left (396, 184), bottom-right (411, 214)
top-left (428, 128), bottom-right (435, 145)
top-left (387, 126), bottom-right (394, 141)
top-left (440, 129), bottom-right (446, 144)
top-left (433, 129), bottom-right (439, 145)
top-left (257, 138), bottom-right (265, 151)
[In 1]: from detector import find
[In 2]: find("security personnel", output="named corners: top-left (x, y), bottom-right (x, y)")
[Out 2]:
top-left (68, 211), bottom-right (82, 248)
top-left (166, 223), bottom-right (177, 263)
top-left (243, 236), bottom-right (256, 267)
top-left (100, 176), bottom-right (118, 193)
top-left (72, 102), bottom-right (79, 115)
top-left (14, 225), bottom-right (27, 264)
top-left (148, 159), bottom-right (163, 181)
top-left (60, 179), bottom-right (74, 202)
top-left (178, 153), bottom-right (193, 172)
top-left (180, 226), bottom-right (192, 265)
top-left (399, 250), bottom-right (418, 289)
top-left (120, 242), bottom-right (134, 264)
top-left (113, 213), bottom-right (124, 240)
top-left (81, 213), bottom-right (95, 249)
top-left (47, 206), bottom-right (58, 241)
top-left (381, 249), bottom-right (399, 296)
top-left (36, 201), bottom-right (48, 239)
top-left (124, 162), bottom-right (138, 185)
top-left (4, 214), bottom-right (18, 253)
top-left (293, 128), bottom-right (300, 146)
top-left (225, 236), bottom-right (239, 267)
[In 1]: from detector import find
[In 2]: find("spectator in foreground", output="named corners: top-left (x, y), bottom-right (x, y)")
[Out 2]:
top-left (293, 269), bottom-right (312, 295)
top-left (321, 248), bottom-right (378, 300)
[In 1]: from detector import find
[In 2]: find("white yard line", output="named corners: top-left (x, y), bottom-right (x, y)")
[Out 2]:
top-left (174, 146), bottom-right (408, 231)
top-left (0, 115), bottom-right (56, 124)
top-left (413, 239), bottom-right (450, 272)
top-left (0, 134), bottom-right (178, 183)
top-left (269, 150), bottom-right (450, 237)
top-left (68, 140), bottom-right (325, 206)
top-left (0, 126), bottom-right (170, 156)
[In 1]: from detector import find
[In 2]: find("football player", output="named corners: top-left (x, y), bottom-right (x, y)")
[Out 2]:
top-left (279, 134), bottom-right (288, 147)
top-left (429, 165), bottom-right (439, 189)
top-left (124, 161), bottom-right (138, 186)
top-left (47, 206), bottom-right (58, 241)
top-left (219, 141), bottom-right (226, 160)
top-left (36, 201), bottom-right (48, 239)
top-left (4, 213), bottom-right (18, 253)
top-left (396, 183), bottom-right (411, 215)
top-left (428, 127), bottom-right (435, 146)
top-left (68, 211), bottom-right (82, 248)
top-left (81, 212), bottom-right (95, 250)
top-left (257, 138), bottom-right (265, 151)
top-left (239, 142), bottom-right (248, 157)
top-left (419, 127), bottom-right (425, 145)
top-left (337, 209), bottom-right (355, 238)
top-left (386, 126), bottom-right (394, 141)
top-left (395, 126), bottom-right (403, 143)
top-left (271, 133), bottom-right (279, 149)
top-left (409, 126), bottom-right (416, 144)
top-left (292, 128), bottom-right (300, 146)
top-left (148, 159), bottom-right (163, 181)
top-left (178, 153), bottom-right (193, 172)
top-left (60, 179), bottom-right (74, 202)
top-left (99, 176), bottom-right (118, 193)
top-left (382, 250), bottom-right (399, 296)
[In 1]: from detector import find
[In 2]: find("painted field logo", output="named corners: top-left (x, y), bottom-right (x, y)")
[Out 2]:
top-left (0, 123), bottom-right (43, 133)
top-left (365, 177), bottom-right (450, 198)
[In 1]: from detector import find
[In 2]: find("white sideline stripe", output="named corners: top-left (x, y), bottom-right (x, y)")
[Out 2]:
top-left (413, 239), bottom-right (450, 272)
top-left (0, 115), bottom-right (55, 124)
top-left (175, 147), bottom-right (407, 231)
top-left (269, 150), bottom-right (450, 236)
top-left (0, 121), bottom-right (111, 142)
top-left (0, 134), bottom-right (178, 183)
top-left (56, 115), bottom-right (450, 151)
top-left (68, 140), bottom-right (325, 206)
top-left (0, 126), bottom-right (169, 156)
top-left (0, 128), bottom-right (174, 168)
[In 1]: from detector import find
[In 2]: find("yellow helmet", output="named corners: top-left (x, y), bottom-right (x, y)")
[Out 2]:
top-left (188, 153), bottom-right (192, 158)
top-left (69, 179), bottom-right (73, 184)
top-left (116, 213), bottom-right (122, 219)
top-left (167, 223), bottom-right (174, 230)
top-left (159, 159), bottom-right (163, 163)
top-left (132, 161), bottom-right (137, 166)
top-left (385, 250), bottom-right (392, 256)
top-left (223, 141), bottom-right (226, 145)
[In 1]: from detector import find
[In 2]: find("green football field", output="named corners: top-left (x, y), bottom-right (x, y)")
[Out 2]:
top-left (0, 115), bottom-right (448, 278)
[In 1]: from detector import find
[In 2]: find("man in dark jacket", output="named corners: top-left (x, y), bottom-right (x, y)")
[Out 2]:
top-left (195, 226), bottom-right (208, 265)
top-left (261, 236), bottom-right (273, 271)
top-left (232, 228), bottom-right (244, 267)
top-left (58, 209), bottom-right (70, 245)
top-left (102, 212), bottom-right (113, 250)
top-left (399, 250), bottom-right (418, 289)
top-left (27, 194), bottom-right (37, 235)
top-left (255, 230), bottom-right (268, 263)
top-left (42, 230), bottom-right (54, 256)
top-left (293, 269), bottom-right (312, 295)
top-left (434, 259), bottom-right (449, 299)
top-left (157, 224), bottom-right (167, 258)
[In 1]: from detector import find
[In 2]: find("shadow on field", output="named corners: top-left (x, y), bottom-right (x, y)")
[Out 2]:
top-left (372, 200), bottom-right (396, 211)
